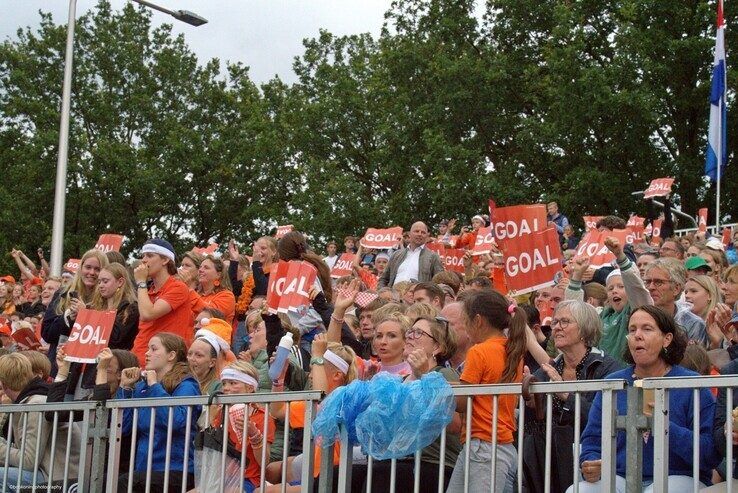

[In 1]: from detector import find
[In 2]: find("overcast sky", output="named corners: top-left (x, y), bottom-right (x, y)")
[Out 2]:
top-left (0, 1), bottom-right (393, 84)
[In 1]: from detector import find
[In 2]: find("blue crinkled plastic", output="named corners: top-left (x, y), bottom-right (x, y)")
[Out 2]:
top-left (356, 372), bottom-right (454, 460)
top-left (311, 371), bottom-right (454, 458)
top-left (311, 378), bottom-right (370, 446)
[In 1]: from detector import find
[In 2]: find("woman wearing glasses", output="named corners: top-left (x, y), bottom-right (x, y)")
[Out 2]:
top-left (356, 315), bottom-right (462, 492)
top-left (521, 300), bottom-right (622, 493)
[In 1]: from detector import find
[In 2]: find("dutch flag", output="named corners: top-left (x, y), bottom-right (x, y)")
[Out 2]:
top-left (705, 0), bottom-right (728, 182)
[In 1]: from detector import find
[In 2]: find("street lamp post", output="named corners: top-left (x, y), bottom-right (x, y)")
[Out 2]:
top-left (49, 0), bottom-right (207, 275)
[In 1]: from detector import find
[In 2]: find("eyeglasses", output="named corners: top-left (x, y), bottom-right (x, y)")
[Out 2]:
top-left (659, 246), bottom-right (677, 253)
top-left (551, 318), bottom-right (573, 329)
top-left (643, 278), bottom-right (672, 288)
top-left (405, 328), bottom-right (437, 342)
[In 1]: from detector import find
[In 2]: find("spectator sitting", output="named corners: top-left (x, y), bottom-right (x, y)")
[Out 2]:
top-left (116, 332), bottom-right (201, 492)
top-left (571, 305), bottom-right (719, 492)
top-left (0, 353), bottom-right (81, 487)
top-left (522, 300), bottom-right (622, 493)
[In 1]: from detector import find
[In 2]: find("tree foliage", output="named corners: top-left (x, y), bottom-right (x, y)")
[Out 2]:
top-left (0, 0), bottom-right (734, 272)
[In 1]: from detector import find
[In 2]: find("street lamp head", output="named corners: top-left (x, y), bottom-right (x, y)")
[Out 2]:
top-left (172, 10), bottom-right (208, 26)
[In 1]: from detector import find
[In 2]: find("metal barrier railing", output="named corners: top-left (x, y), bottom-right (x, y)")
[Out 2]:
top-left (104, 390), bottom-right (323, 493)
top-left (322, 379), bottom-right (627, 493)
top-left (641, 374), bottom-right (738, 493)
top-left (674, 222), bottom-right (737, 236)
top-left (3, 375), bottom-right (737, 493)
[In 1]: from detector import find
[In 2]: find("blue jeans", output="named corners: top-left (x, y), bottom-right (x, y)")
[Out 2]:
top-left (1, 467), bottom-right (46, 490)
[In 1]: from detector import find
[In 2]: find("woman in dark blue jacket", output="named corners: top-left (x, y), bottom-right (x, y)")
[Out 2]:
top-left (571, 306), bottom-right (719, 492)
top-left (116, 332), bottom-right (201, 493)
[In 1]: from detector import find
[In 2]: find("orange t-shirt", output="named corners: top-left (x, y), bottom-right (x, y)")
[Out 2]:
top-left (459, 336), bottom-right (521, 444)
top-left (288, 401), bottom-right (340, 478)
top-left (133, 276), bottom-right (192, 365)
top-left (216, 405), bottom-right (276, 484)
top-left (198, 290), bottom-right (236, 324)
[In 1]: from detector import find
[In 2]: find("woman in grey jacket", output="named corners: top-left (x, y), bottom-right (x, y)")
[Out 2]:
top-left (521, 300), bottom-right (622, 493)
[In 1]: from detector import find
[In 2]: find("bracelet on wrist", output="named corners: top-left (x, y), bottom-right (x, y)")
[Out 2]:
top-left (331, 314), bottom-right (344, 323)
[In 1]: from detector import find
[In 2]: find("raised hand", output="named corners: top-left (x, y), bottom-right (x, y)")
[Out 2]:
top-left (604, 236), bottom-right (624, 260)
top-left (228, 239), bottom-right (240, 261)
top-left (569, 256), bottom-right (590, 281)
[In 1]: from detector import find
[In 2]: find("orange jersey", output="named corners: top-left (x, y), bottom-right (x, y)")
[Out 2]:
top-left (133, 276), bottom-right (193, 365)
top-left (459, 336), bottom-right (521, 444)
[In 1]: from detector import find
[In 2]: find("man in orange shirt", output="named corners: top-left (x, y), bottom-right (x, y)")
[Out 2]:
top-left (132, 239), bottom-right (193, 365)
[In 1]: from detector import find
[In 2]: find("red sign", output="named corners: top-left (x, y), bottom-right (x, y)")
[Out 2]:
top-left (574, 229), bottom-right (635, 268)
top-left (95, 234), bottom-right (124, 253)
top-left (698, 208), bottom-right (708, 233)
top-left (583, 216), bottom-right (604, 232)
top-left (64, 309), bottom-right (116, 363)
top-left (492, 204), bottom-right (547, 246)
top-left (360, 227), bottom-right (403, 250)
top-left (12, 327), bottom-right (40, 351)
top-left (645, 219), bottom-right (663, 239)
top-left (64, 258), bottom-right (80, 273)
top-left (192, 243), bottom-right (219, 255)
top-left (330, 253), bottom-right (355, 278)
top-left (275, 225), bottom-right (294, 239)
top-left (428, 243), bottom-right (472, 273)
top-left (488, 198), bottom-right (497, 220)
top-left (627, 215), bottom-right (646, 241)
top-left (266, 261), bottom-right (318, 314)
top-left (643, 178), bottom-right (674, 199)
top-left (724, 228), bottom-right (733, 246)
top-left (472, 226), bottom-right (496, 256)
top-left (266, 261), bottom-right (290, 313)
top-left (277, 261), bottom-right (318, 314)
top-left (502, 228), bottom-right (563, 295)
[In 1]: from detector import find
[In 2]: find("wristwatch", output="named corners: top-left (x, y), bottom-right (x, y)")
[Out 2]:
top-left (310, 357), bottom-right (325, 366)
top-left (136, 281), bottom-right (148, 289)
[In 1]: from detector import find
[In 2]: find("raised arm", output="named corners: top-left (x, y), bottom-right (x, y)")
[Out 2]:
top-left (604, 237), bottom-right (652, 309)
top-left (564, 256), bottom-right (588, 302)
top-left (327, 279), bottom-right (359, 343)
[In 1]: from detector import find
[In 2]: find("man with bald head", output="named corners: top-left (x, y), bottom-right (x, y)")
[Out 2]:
top-left (441, 301), bottom-right (471, 373)
top-left (378, 221), bottom-right (444, 287)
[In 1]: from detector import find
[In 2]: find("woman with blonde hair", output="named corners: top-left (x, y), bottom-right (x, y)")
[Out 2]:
top-left (262, 335), bottom-right (358, 492)
top-left (42, 248), bottom-right (108, 378)
top-left (684, 275), bottom-right (721, 322)
top-left (91, 262), bottom-right (139, 348)
top-left (195, 359), bottom-right (275, 493)
top-left (0, 281), bottom-right (15, 315)
top-left (252, 236), bottom-right (278, 296)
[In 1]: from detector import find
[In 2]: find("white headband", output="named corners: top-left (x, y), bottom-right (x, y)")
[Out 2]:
top-left (606, 269), bottom-right (622, 284)
top-left (141, 243), bottom-right (175, 262)
top-left (323, 349), bottom-right (349, 375)
top-left (220, 368), bottom-right (259, 389)
top-left (195, 327), bottom-right (229, 354)
top-left (194, 332), bottom-right (221, 356)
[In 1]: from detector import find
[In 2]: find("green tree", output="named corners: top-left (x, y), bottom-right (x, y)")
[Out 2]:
top-left (0, 2), bottom-right (285, 273)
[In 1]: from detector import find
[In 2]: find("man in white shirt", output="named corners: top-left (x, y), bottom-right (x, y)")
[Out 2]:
top-left (378, 222), bottom-right (444, 287)
top-left (323, 241), bottom-right (339, 270)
